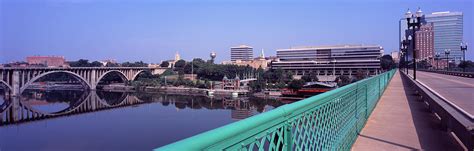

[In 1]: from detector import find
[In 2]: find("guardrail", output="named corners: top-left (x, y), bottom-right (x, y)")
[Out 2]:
top-left (156, 69), bottom-right (396, 151)
top-left (418, 69), bottom-right (474, 78)
top-left (401, 71), bottom-right (474, 150)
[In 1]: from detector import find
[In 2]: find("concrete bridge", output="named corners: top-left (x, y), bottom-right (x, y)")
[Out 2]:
top-left (0, 67), bottom-right (166, 96)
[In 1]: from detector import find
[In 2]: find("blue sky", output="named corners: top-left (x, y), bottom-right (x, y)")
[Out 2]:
top-left (1, 0), bottom-right (473, 63)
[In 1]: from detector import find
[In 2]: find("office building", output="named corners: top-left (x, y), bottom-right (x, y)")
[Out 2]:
top-left (224, 49), bottom-right (270, 69)
top-left (231, 45), bottom-right (253, 61)
top-left (271, 45), bottom-right (383, 76)
top-left (26, 56), bottom-right (66, 67)
top-left (424, 11), bottom-right (463, 63)
top-left (415, 23), bottom-right (435, 65)
top-left (391, 51), bottom-right (400, 63)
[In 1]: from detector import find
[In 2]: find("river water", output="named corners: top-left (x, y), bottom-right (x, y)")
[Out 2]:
top-left (0, 89), bottom-right (286, 151)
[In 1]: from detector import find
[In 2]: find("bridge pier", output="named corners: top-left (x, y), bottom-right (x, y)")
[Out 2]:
top-left (12, 71), bottom-right (20, 97)
top-left (91, 70), bottom-right (97, 90)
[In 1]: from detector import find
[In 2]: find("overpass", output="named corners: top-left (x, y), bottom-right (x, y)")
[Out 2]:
top-left (156, 69), bottom-right (474, 150)
top-left (0, 67), bottom-right (166, 96)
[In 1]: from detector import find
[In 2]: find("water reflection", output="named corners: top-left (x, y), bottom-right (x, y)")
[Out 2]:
top-left (21, 90), bottom-right (87, 113)
top-left (0, 90), bottom-right (289, 150)
top-left (0, 90), bottom-right (285, 126)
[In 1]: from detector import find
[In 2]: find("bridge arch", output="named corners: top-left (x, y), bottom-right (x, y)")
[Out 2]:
top-left (0, 80), bottom-right (12, 92)
top-left (95, 70), bottom-right (128, 88)
top-left (20, 70), bottom-right (92, 94)
top-left (131, 70), bottom-right (152, 81)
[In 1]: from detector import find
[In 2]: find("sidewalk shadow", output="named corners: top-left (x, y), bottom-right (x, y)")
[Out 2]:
top-left (399, 72), bottom-right (463, 151)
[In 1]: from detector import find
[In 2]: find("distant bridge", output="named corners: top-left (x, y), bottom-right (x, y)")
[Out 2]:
top-left (0, 67), bottom-right (166, 96)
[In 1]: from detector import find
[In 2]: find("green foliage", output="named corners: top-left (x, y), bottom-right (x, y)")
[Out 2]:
top-left (288, 79), bottom-right (306, 90)
top-left (69, 59), bottom-right (103, 67)
top-left (160, 61), bottom-right (170, 67)
top-left (458, 60), bottom-right (474, 72)
top-left (263, 68), bottom-right (293, 83)
top-left (301, 72), bottom-right (319, 82)
top-left (354, 69), bottom-right (368, 81)
top-left (121, 61), bottom-right (148, 67)
top-left (106, 62), bottom-right (120, 67)
top-left (335, 75), bottom-right (351, 87)
top-left (174, 60), bottom-right (186, 68)
top-left (161, 69), bottom-right (175, 76)
top-left (380, 55), bottom-right (396, 70)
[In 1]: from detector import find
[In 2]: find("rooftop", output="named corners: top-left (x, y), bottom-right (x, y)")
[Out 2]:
top-left (277, 44), bottom-right (383, 52)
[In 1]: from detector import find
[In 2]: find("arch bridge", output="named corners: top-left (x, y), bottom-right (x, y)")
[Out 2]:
top-left (0, 67), bottom-right (163, 96)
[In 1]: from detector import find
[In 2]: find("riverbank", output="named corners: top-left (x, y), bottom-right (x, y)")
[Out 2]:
top-left (101, 85), bottom-right (250, 97)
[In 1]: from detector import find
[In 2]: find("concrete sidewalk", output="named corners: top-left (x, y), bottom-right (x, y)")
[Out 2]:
top-left (351, 71), bottom-right (462, 151)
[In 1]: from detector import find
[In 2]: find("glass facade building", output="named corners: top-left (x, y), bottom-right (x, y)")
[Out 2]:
top-left (424, 12), bottom-right (463, 63)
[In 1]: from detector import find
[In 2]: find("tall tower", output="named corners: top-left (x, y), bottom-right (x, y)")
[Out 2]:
top-left (175, 51), bottom-right (181, 61)
top-left (210, 51), bottom-right (217, 64)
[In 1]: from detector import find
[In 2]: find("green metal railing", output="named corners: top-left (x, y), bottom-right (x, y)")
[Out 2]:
top-left (157, 69), bottom-right (396, 151)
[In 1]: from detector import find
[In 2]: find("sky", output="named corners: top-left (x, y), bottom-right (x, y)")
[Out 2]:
top-left (0, 0), bottom-right (473, 63)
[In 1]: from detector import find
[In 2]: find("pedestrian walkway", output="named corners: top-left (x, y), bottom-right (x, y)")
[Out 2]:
top-left (351, 71), bottom-right (462, 151)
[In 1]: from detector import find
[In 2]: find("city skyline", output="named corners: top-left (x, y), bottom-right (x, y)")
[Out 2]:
top-left (1, 0), bottom-right (473, 63)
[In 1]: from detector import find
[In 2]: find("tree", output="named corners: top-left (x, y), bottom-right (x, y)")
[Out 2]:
top-left (69, 59), bottom-right (90, 67)
top-left (301, 72), bottom-right (319, 82)
top-left (380, 55), bottom-right (395, 70)
top-left (106, 62), bottom-right (120, 67)
top-left (121, 61), bottom-right (148, 67)
top-left (335, 75), bottom-right (351, 87)
top-left (354, 69), bottom-right (368, 81)
top-left (458, 60), bottom-right (474, 72)
top-left (90, 61), bottom-right (103, 67)
top-left (174, 60), bottom-right (186, 68)
top-left (160, 61), bottom-right (170, 67)
top-left (288, 79), bottom-right (306, 90)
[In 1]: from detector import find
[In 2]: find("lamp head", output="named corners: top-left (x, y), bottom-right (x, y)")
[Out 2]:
top-left (405, 8), bottom-right (413, 19)
top-left (415, 7), bottom-right (423, 18)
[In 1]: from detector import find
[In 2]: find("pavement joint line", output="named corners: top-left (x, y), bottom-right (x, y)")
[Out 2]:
top-left (418, 71), bottom-right (474, 87)
top-left (404, 71), bottom-right (474, 119)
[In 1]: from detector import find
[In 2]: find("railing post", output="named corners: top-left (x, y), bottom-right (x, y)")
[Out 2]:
top-left (284, 121), bottom-right (292, 151)
top-left (365, 84), bottom-right (368, 118)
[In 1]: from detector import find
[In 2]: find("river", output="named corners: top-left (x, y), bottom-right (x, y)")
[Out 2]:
top-left (0, 89), bottom-right (287, 150)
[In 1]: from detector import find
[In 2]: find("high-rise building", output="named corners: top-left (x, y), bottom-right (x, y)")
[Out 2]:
top-left (391, 51), bottom-right (400, 63)
top-left (415, 23), bottom-right (435, 65)
top-left (231, 45), bottom-right (253, 61)
top-left (424, 11), bottom-right (463, 63)
top-left (271, 45), bottom-right (383, 76)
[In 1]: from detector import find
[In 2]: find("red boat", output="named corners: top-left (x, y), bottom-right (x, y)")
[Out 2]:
top-left (281, 82), bottom-right (337, 97)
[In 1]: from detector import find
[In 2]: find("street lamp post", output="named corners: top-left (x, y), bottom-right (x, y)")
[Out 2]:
top-left (401, 39), bottom-right (410, 73)
top-left (405, 8), bottom-right (423, 80)
top-left (435, 53), bottom-right (440, 70)
top-left (445, 49), bottom-right (451, 71)
top-left (460, 42), bottom-right (468, 72)
top-left (400, 51), bottom-right (405, 71)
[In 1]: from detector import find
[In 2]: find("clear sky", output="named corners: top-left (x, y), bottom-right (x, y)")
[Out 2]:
top-left (1, 0), bottom-right (473, 63)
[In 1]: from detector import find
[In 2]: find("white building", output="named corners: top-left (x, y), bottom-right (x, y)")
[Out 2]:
top-left (271, 45), bottom-right (383, 76)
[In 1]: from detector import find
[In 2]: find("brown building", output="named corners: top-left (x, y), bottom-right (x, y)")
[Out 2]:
top-left (415, 23), bottom-right (435, 67)
top-left (26, 56), bottom-right (66, 67)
